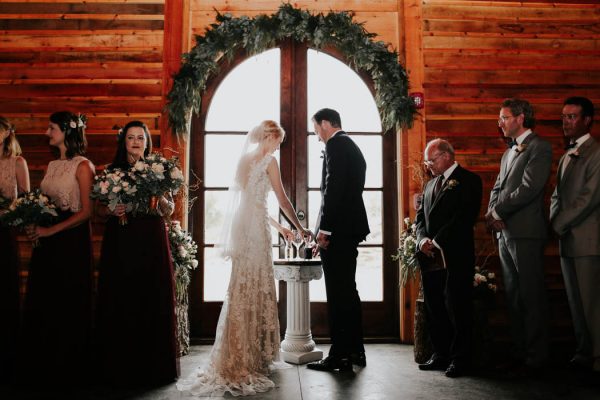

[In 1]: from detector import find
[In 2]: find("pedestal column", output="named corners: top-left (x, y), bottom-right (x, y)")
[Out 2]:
top-left (273, 260), bottom-right (323, 364)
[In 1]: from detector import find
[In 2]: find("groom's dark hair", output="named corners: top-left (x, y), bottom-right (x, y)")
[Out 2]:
top-left (313, 108), bottom-right (341, 128)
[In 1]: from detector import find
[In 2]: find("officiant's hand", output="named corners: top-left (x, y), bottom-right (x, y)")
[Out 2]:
top-left (420, 239), bottom-right (435, 258)
top-left (316, 231), bottom-right (330, 250)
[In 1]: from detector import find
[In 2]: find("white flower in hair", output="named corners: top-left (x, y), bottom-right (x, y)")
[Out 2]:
top-left (69, 121), bottom-right (77, 129)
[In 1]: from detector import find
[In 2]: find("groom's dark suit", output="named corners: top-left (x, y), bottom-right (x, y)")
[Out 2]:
top-left (317, 131), bottom-right (370, 358)
top-left (415, 164), bottom-right (482, 366)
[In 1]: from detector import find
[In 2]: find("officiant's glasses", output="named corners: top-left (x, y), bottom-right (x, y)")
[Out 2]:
top-left (424, 151), bottom-right (446, 166)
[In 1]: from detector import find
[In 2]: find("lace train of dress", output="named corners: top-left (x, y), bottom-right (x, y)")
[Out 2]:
top-left (178, 154), bottom-right (281, 397)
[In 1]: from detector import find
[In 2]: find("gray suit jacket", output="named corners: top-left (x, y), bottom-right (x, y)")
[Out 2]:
top-left (550, 137), bottom-right (600, 257)
top-left (488, 133), bottom-right (553, 239)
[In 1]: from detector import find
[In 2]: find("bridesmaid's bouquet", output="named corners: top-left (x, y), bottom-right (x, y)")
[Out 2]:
top-left (1, 189), bottom-right (58, 246)
top-left (91, 168), bottom-right (138, 225)
top-left (131, 153), bottom-right (185, 212)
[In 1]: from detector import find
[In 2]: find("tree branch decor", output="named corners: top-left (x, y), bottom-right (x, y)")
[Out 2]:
top-left (166, 3), bottom-right (416, 139)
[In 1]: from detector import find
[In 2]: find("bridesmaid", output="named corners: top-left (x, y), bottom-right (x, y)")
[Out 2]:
top-left (0, 117), bottom-right (30, 382)
top-left (21, 111), bottom-right (95, 385)
top-left (96, 120), bottom-right (179, 387)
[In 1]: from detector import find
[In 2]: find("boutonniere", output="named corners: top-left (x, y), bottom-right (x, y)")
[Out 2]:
top-left (568, 150), bottom-right (580, 159)
top-left (444, 179), bottom-right (459, 190)
top-left (515, 143), bottom-right (528, 154)
top-left (320, 150), bottom-right (325, 159)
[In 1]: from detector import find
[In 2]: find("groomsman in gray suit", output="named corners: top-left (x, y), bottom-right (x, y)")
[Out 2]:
top-left (486, 98), bottom-right (552, 373)
top-left (550, 96), bottom-right (600, 374)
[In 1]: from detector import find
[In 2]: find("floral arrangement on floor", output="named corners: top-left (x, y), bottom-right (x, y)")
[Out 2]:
top-left (0, 189), bottom-right (58, 246)
top-left (473, 265), bottom-right (497, 306)
top-left (392, 217), bottom-right (419, 287)
top-left (167, 220), bottom-right (198, 356)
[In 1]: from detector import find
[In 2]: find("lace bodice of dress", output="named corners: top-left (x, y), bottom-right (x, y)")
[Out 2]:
top-left (0, 156), bottom-right (17, 200)
top-left (178, 153), bottom-right (281, 397)
top-left (41, 156), bottom-right (87, 212)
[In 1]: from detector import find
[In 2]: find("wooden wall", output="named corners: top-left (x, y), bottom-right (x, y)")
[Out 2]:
top-left (0, 0), bottom-right (167, 271)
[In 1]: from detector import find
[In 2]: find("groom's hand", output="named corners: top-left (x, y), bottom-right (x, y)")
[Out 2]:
top-left (316, 231), bottom-right (330, 250)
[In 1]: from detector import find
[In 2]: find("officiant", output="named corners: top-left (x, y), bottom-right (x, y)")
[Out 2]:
top-left (414, 139), bottom-right (482, 378)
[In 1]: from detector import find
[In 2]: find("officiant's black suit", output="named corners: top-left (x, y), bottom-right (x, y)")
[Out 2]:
top-left (415, 165), bottom-right (482, 366)
top-left (317, 131), bottom-right (370, 358)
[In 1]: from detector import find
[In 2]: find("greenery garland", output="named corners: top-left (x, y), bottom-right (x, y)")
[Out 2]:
top-left (167, 3), bottom-right (416, 139)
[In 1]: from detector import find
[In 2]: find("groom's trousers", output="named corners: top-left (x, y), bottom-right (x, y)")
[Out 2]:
top-left (320, 236), bottom-right (365, 358)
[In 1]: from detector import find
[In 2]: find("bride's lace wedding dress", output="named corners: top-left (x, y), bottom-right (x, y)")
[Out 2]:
top-left (178, 154), bottom-right (281, 397)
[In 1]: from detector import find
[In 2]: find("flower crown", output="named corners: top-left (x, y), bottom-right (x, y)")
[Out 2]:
top-left (68, 113), bottom-right (87, 130)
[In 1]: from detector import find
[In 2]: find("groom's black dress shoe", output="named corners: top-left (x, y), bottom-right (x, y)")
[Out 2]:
top-left (445, 362), bottom-right (468, 378)
top-left (418, 356), bottom-right (449, 371)
top-left (350, 352), bottom-right (367, 367)
top-left (307, 356), bottom-right (352, 372)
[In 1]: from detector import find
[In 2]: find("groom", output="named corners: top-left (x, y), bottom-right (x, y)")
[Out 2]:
top-left (307, 108), bottom-right (370, 373)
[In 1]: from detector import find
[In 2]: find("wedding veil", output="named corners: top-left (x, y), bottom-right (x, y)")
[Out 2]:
top-left (217, 124), bottom-right (264, 259)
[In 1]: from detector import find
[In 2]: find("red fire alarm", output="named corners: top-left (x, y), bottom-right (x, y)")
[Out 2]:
top-left (410, 92), bottom-right (425, 109)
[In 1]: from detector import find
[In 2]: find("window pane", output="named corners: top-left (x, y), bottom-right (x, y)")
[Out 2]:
top-left (204, 247), bottom-right (279, 301)
top-left (364, 191), bottom-right (383, 244)
top-left (308, 190), bottom-right (320, 235)
top-left (307, 134), bottom-right (381, 189)
top-left (356, 247), bottom-right (383, 301)
top-left (307, 49), bottom-right (381, 133)
top-left (353, 136), bottom-right (382, 188)
top-left (205, 135), bottom-right (246, 187)
top-left (309, 247), bottom-right (383, 302)
top-left (205, 48), bottom-right (280, 131)
top-left (205, 190), bottom-right (228, 245)
top-left (308, 134), bottom-right (323, 189)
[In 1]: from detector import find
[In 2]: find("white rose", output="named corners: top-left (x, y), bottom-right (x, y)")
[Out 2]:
top-left (170, 167), bottom-right (184, 180)
top-left (134, 161), bottom-right (146, 172)
top-left (151, 163), bottom-right (165, 174)
top-left (190, 259), bottom-right (198, 268)
top-left (112, 186), bottom-right (122, 193)
top-left (178, 245), bottom-right (188, 258)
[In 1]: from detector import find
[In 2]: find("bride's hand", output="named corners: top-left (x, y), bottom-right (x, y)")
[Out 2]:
top-left (300, 228), bottom-right (313, 241)
top-left (280, 226), bottom-right (294, 242)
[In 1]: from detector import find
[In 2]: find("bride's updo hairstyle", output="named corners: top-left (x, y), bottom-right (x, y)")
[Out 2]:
top-left (248, 120), bottom-right (285, 144)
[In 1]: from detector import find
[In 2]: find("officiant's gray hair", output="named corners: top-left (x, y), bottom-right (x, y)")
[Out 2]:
top-left (248, 120), bottom-right (285, 144)
top-left (426, 138), bottom-right (455, 156)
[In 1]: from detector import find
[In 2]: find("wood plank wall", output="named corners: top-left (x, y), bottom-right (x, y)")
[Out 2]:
top-left (417, 0), bottom-right (600, 350)
top-left (0, 0), bottom-right (165, 269)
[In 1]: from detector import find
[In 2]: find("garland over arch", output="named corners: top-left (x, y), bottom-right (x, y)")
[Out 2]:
top-left (167, 3), bottom-right (416, 139)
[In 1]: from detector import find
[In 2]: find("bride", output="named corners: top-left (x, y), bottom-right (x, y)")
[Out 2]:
top-left (178, 120), bottom-right (311, 397)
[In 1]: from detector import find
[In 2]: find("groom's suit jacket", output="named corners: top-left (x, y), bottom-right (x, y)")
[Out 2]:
top-left (316, 131), bottom-right (370, 241)
top-left (415, 165), bottom-right (482, 270)
top-left (550, 137), bottom-right (600, 257)
top-left (488, 133), bottom-right (553, 239)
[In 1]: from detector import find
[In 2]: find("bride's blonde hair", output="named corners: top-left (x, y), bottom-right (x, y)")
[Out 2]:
top-left (248, 120), bottom-right (285, 144)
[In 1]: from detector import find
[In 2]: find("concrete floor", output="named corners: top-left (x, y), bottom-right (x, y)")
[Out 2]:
top-left (2, 344), bottom-right (599, 399)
